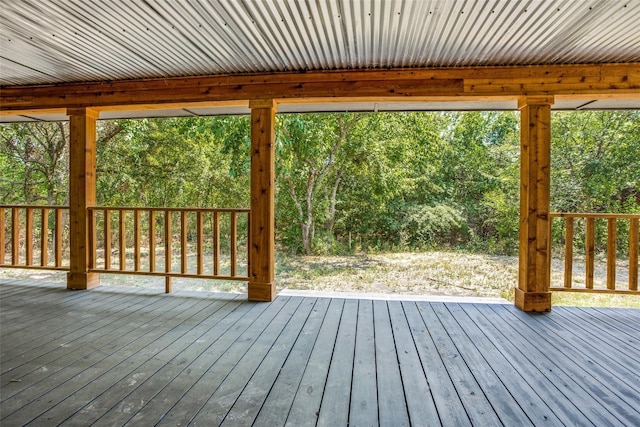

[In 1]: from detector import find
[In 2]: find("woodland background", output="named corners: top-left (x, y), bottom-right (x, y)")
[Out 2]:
top-left (1, 110), bottom-right (639, 257)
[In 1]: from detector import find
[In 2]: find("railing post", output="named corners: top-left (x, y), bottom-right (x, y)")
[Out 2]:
top-left (516, 96), bottom-right (553, 312)
top-left (67, 108), bottom-right (100, 289)
top-left (248, 99), bottom-right (277, 301)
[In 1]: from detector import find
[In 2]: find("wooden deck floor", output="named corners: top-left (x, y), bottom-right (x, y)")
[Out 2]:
top-left (1, 279), bottom-right (639, 426)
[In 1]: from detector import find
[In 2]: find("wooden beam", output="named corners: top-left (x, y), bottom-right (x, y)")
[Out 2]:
top-left (67, 107), bottom-right (100, 289)
top-left (248, 99), bottom-right (277, 302)
top-left (1, 64), bottom-right (638, 111)
top-left (515, 96), bottom-right (553, 312)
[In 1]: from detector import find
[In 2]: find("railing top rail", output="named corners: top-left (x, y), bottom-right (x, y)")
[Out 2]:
top-left (0, 205), bottom-right (69, 209)
top-left (550, 212), bottom-right (640, 219)
top-left (87, 206), bottom-right (250, 213)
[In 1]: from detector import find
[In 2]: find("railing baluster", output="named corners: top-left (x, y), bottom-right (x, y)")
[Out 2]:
top-left (89, 208), bottom-right (96, 269)
top-left (104, 210), bottom-right (111, 270)
top-left (197, 211), bottom-right (203, 275)
top-left (247, 211), bottom-right (251, 277)
top-left (585, 217), bottom-right (595, 289)
top-left (630, 218), bottom-right (638, 291)
top-left (606, 218), bottom-right (616, 290)
top-left (149, 210), bottom-right (156, 273)
top-left (213, 211), bottom-right (220, 276)
top-left (181, 211), bottom-right (187, 274)
top-left (165, 210), bottom-right (172, 293)
top-left (119, 210), bottom-right (126, 270)
top-left (230, 211), bottom-right (237, 277)
top-left (564, 217), bottom-right (573, 288)
top-left (41, 208), bottom-right (49, 266)
top-left (134, 210), bottom-right (141, 272)
top-left (25, 208), bottom-right (33, 265)
top-left (12, 208), bottom-right (19, 265)
top-left (0, 208), bottom-right (5, 264)
top-left (55, 208), bottom-right (62, 267)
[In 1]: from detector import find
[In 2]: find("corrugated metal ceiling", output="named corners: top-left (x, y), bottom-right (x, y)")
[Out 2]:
top-left (1, 0), bottom-right (639, 121)
top-left (1, 0), bottom-right (639, 86)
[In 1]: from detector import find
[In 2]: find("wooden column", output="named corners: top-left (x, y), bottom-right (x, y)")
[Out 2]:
top-left (67, 108), bottom-right (100, 289)
top-left (516, 96), bottom-right (554, 312)
top-left (248, 99), bottom-right (277, 301)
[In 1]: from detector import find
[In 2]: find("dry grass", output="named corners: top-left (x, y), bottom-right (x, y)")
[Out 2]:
top-left (2, 250), bottom-right (639, 308)
top-left (276, 251), bottom-right (517, 299)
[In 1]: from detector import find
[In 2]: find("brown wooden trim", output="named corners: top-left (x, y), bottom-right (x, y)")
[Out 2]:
top-left (2, 64), bottom-right (638, 112)
top-left (606, 218), bottom-right (617, 290)
top-left (516, 97), bottom-right (552, 311)
top-left (213, 211), bottom-right (220, 276)
top-left (149, 210), bottom-right (156, 273)
top-left (196, 211), bottom-right (203, 275)
top-left (11, 208), bottom-right (19, 265)
top-left (86, 206), bottom-right (249, 213)
top-left (25, 208), bottom-right (33, 266)
top-left (585, 218), bottom-right (595, 289)
top-left (119, 210), bottom-right (126, 270)
top-left (0, 265), bottom-right (69, 271)
top-left (165, 210), bottom-right (172, 293)
top-left (0, 208), bottom-right (5, 264)
top-left (230, 211), bottom-right (237, 277)
top-left (55, 209), bottom-right (62, 268)
top-left (87, 269), bottom-right (248, 281)
top-left (88, 208), bottom-right (96, 269)
top-left (41, 208), bottom-right (49, 267)
top-left (630, 218), bottom-right (639, 291)
top-left (550, 287), bottom-right (640, 296)
top-left (104, 209), bottom-right (111, 270)
top-left (550, 213), bottom-right (640, 219)
top-left (563, 218), bottom-right (573, 289)
top-left (248, 99), bottom-right (277, 301)
top-left (180, 211), bottom-right (187, 275)
top-left (67, 108), bottom-right (99, 289)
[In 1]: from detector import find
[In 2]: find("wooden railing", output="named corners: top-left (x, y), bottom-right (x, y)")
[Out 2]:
top-left (550, 213), bottom-right (639, 294)
top-left (0, 205), bottom-right (69, 270)
top-left (87, 207), bottom-right (250, 292)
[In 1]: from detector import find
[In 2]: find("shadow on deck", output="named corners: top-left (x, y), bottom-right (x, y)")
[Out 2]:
top-left (1, 279), bottom-right (639, 426)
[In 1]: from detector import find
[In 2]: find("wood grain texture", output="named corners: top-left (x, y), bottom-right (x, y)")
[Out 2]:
top-left (248, 100), bottom-right (277, 301)
top-left (516, 98), bottom-right (552, 311)
top-left (2, 282), bottom-right (640, 426)
top-left (66, 108), bottom-right (99, 289)
top-left (2, 64), bottom-right (639, 112)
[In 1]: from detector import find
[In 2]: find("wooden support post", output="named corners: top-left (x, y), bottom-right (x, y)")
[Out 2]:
top-left (67, 108), bottom-right (100, 289)
top-left (248, 99), bottom-right (277, 301)
top-left (515, 97), bottom-right (553, 312)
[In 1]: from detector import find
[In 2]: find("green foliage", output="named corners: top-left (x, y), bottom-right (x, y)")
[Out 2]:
top-left (1, 110), bottom-right (637, 257)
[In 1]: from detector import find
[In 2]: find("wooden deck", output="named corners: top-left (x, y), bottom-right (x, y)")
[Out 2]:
top-left (1, 280), bottom-right (639, 426)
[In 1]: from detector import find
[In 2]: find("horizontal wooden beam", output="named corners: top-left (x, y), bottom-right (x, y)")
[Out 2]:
top-left (1, 63), bottom-right (638, 112)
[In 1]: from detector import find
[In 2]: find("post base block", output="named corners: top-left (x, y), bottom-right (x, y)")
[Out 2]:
top-left (515, 288), bottom-right (551, 312)
top-left (248, 281), bottom-right (276, 302)
top-left (67, 272), bottom-right (100, 290)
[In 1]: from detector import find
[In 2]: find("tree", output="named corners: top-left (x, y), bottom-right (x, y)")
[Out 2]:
top-left (0, 122), bottom-right (69, 204)
top-left (276, 113), bottom-right (364, 254)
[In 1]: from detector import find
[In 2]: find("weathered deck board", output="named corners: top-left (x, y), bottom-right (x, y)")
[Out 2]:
top-left (1, 280), bottom-right (639, 426)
